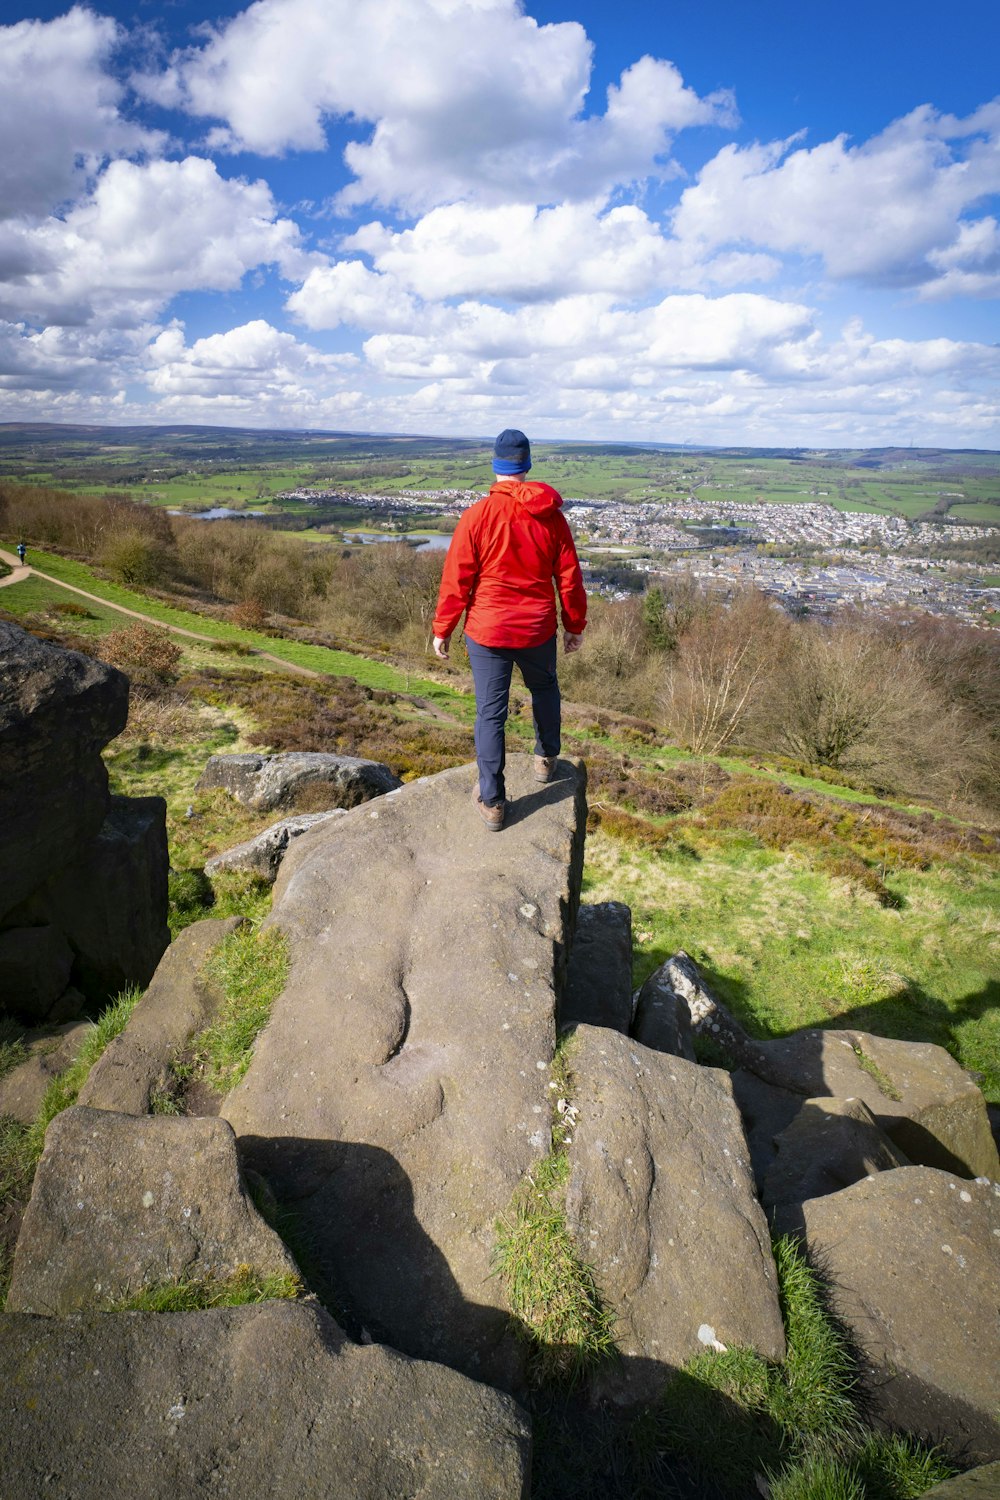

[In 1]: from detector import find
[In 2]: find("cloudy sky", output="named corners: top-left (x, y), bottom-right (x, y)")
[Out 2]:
top-left (2, 0), bottom-right (999, 446)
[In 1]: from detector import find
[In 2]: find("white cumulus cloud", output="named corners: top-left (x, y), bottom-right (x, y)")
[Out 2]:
top-left (0, 8), bottom-right (164, 221)
top-left (145, 319), bottom-right (352, 399)
top-left (672, 102), bottom-right (1000, 295)
top-left (143, 0), bottom-right (735, 211)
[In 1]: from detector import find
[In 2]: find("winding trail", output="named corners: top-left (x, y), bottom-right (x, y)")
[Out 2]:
top-left (0, 547), bottom-right (322, 679)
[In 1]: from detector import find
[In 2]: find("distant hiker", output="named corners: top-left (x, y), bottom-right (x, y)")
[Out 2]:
top-left (16, 542), bottom-right (26, 565)
top-left (432, 428), bottom-right (587, 831)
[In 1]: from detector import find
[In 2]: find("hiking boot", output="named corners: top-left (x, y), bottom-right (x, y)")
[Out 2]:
top-left (534, 755), bottom-right (558, 784)
top-left (473, 787), bottom-right (505, 832)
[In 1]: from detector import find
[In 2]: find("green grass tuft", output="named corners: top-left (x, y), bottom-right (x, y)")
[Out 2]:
top-left (767, 1452), bottom-right (865, 1500)
top-left (851, 1046), bottom-right (903, 1102)
top-left (0, 1019), bottom-right (28, 1083)
top-left (195, 923), bottom-right (289, 1092)
top-left (494, 1039), bottom-right (618, 1387)
top-left (112, 1263), bottom-right (302, 1312)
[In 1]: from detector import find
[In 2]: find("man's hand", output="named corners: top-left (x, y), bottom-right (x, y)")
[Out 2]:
top-left (563, 631), bottom-right (583, 654)
top-left (432, 635), bottom-right (450, 659)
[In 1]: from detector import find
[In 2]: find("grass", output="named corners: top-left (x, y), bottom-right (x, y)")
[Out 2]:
top-left (111, 1263), bottom-right (302, 1312)
top-left (0, 1020), bottom-right (28, 1083)
top-left (651, 1236), bottom-right (952, 1500)
top-left (1, 541), bottom-right (456, 698)
top-left (494, 1041), bottom-right (618, 1386)
top-left (193, 923), bottom-right (290, 1092)
top-left (583, 826), bottom-right (1000, 1101)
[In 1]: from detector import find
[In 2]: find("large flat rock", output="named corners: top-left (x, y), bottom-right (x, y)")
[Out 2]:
top-left (7, 1106), bottom-right (298, 1315)
top-left (792, 1168), bottom-right (1000, 1464)
top-left (223, 755), bottom-right (587, 1391)
top-left (196, 751), bottom-right (401, 810)
top-left (0, 1300), bottom-right (532, 1499)
top-left (0, 622), bottom-right (128, 922)
top-left (564, 1026), bottom-right (785, 1404)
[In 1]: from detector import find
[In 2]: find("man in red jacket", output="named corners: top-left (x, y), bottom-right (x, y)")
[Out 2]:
top-left (432, 428), bottom-right (587, 831)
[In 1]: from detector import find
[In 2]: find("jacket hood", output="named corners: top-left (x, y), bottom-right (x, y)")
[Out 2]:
top-left (493, 479), bottom-right (563, 517)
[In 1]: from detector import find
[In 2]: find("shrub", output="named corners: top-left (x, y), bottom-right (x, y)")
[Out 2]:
top-left (99, 623), bottom-right (182, 688)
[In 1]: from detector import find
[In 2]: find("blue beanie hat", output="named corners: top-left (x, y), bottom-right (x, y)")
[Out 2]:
top-left (493, 428), bottom-right (531, 475)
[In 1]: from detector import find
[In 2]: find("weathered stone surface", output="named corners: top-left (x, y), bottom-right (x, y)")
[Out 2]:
top-left (731, 1069), bottom-right (805, 1192)
top-left (745, 1028), bottom-right (1000, 1180)
top-left (647, 951), bottom-right (765, 1069)
top-left (0, 621), bottom-right (128, 921)
top-left (0, 924), bottom-right (74, 1021)
top-left (762, 1096), bottom-right (911, 1211)
top-left (204, 809), bottom-right (346, 883)
top-left (564, 1026), bottom-right (785, 1405)
top-left (79, 916), bottom-right (242, 1115)
top-left (0, 1300), bottom-right (532, 1499)
top-left (0, 1020), bottom-right (92, 1124)
top-left (793, 1168), bottom-right (1000, 1464)
top-left (630, 958), bottom-right (696, 1060)
top-left (43, 795), bottom-right (170, 999)
top-left (7, 1106), bottom-right (298, 1314)
top-left (559, 901), bottom-right (632, 1033)
top-left (223, 755), bottom-right (587, 1391)
top-left (920, 1463), bottom-right (1000, 1498)
top-left (197, 750), bottom-right (402, 811)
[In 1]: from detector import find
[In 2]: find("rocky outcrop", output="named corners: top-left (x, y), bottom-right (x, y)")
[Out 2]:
top-left (564, 1026), bottom-right (785, 1404)
top-left (559, 901), bottom-right (632, 1033)
top-left (223, 755), bottom-right (587, 1391)
top-left (788, 1168), bottom-right (1000, 1463)
top-left (0, 1020), bottom-right (92, 1124)
top-left (645, 951), bottom-right (999, 1182)
top-left (204, 809), bottom-right (346, 883)
top-left (0, 621), bottom-right (128, 916)
top-left (761, 1096), bottom-right (911, 1212)
top-left (7, 1107), bottom-right (299, 1315)
top-left (920, 1463), bottom-right (1000, 1498)
top-left (0, 1300), bottom-right (532, 1499)
top-left (196, 751), bottom-right (402, 811)
top-left (79, 916), bottom-right (242, 1115)
top-left (0, 623), bottom-right (169, 1018)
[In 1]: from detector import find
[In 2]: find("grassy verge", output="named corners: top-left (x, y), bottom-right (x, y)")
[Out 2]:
top-left (191, 923), bottom-right (289, 1093)
top-left (112, 1263), bottom-right (301, 1312)
top-left (1, 542), bottom-right (455, 697)
top-left (494, 1041), bottom-right (618, 1386)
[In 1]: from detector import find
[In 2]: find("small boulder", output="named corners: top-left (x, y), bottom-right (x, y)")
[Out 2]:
top-left (205, 810), bottom-right (346, 883)
top-left (0, 924), bottom-right (74, 1021)
top-left (746, 1029), bottom-right (999, 1181)
top-left (0, 1020), bottom-right (93, 1124)
top-left (79, 915), bottom-right (243, 1115)
top-left (6, 1106), bottom-right (299, 1315)
top-left (792, 1167), bottom-right (1000, 1464)
top-left (0, 1300), bottom-right (532, 1499)
top-left (559, 901), bottom-right (632, 1033)
top-left (564, 1026), bottom-right (785, 1404)
top-left (197, 751), bottom-right (401, 811)
top-left (643, 951), bottom-right (765, 1069)
top-left (630, 960), bottom-right (696, 1059)
top-left (762, 1096), bottom-right (910, 1212)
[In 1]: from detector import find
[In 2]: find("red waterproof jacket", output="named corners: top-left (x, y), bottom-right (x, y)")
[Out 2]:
top-left (432, 480), bottom-right (587, 648)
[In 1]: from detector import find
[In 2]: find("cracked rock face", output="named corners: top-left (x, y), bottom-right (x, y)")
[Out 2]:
top-left (0, 622), bottom-right (128, 922)
top-left (6, 1106), bottom-right (298, 1315)
top-left (222, 755), bottom-right (587, 1392)
top-left (563, 1026), bottom-right (785, 1405)
top-left (0, 1300), bottom-right (532, 1499)
top-left (792, 1168), bottom-right (1000, 1464)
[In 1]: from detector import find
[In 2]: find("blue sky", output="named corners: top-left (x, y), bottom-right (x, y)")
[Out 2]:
top-left (1, 0), bottom-right (998, 446)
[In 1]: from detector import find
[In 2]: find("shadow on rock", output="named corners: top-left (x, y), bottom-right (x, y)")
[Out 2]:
top-left (240, 1136), bottom-right (524, 1392)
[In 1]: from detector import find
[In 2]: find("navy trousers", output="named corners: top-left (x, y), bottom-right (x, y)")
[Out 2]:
top-left (465, 633), bottom-right (561, 806)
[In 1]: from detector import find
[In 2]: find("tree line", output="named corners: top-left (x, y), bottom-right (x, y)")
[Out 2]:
top-left (3, 479), bottom-right (997, 821)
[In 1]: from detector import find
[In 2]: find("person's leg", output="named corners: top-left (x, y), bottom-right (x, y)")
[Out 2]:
top-left (516, 634), bottom-right (561, 757)
top-left (466, 636), bottom-right (514, 805)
